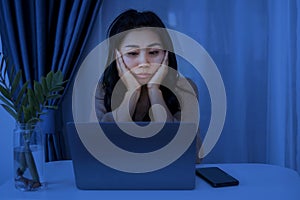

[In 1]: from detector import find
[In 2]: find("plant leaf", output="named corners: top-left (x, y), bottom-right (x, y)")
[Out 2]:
top-left (56, 70), bottom-right (63, 83)
top-left (1, 104), bottom-right (17, 120)
top-left (28, 88), bottom-right (40, 113)
top-left (0, 94), bottom-right (14, 108)
top-left (49, 86), bottom-right (64, 92)
top-left (20, 93), bottom-right (28, 107)
top-left (0, 53), bottom-right (5, 73)
top-left (1, 56), bottom-right (11, 83)
top-left (46, 71), bottom-right (54, 89)
top-left (34, 81), bottom-right (44, 104)
top-left (37, 111), bottom-right (47, 116)
top-left (17, 94), bottom-right (28, 121)
top-left (11, 70), bottom-right (22, 95)
top-left (27, 117), bottom-right (41, 124)
top-left (0, 84), bottom-right (11, 100)
top-left (15, 81), bottom-right (28, 106)
top-left (28, 105), bottom-right (37, 122)
top-left (41, 77), bottom-right (48, 95)
top-left (23, 105), bottom-right (33, 123)
top-left (46, 94), bottom-right (61, 100)
top-left (43, 105), bottom-right (58, 110)
top-left (60, 80), bottom-right (68, 85)
top-left (8, 67), bottom-right (15, 86)
top-left (53, 70), bottom-right (64, 88)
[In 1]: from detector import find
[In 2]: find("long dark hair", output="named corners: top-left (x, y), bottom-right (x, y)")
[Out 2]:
top-left (101, 9), bottom-right (180, 116)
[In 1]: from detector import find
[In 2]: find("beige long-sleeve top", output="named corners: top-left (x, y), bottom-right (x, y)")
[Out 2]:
top-left (94, 77), bottom-right (201, 163)
top-left (95, 77), bottom-right (196, 122)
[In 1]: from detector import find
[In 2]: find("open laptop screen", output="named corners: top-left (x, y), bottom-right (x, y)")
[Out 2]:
top-left (67, 122), bottom-right (197, 190)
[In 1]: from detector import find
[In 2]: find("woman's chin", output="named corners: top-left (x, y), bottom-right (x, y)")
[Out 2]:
top-left (137, 79), bottom-right (151, 86)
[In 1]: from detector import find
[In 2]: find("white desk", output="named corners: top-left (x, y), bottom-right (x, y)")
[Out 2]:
top-left (1, 161), bottom-right (300, 200)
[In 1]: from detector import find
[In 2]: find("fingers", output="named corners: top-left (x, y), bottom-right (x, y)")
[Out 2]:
top-left (115, 50), bottom-right (140, 90)
top-left (148, 52), bottom-right (169, 88)
top-left (115, 50), bottom-right (122, 76)
top-left (156, 63), bottom-right (168, 79)
top-left (158, 51), bottom-right (168, 74)
top-left (162, 51), bottom-right (169, 66)
top-left (115, 50), bottom-right (127, 76)
top-left (153, 51), bottom-right (168, 75)
top-left (158, 51), bottom-right (169, 74)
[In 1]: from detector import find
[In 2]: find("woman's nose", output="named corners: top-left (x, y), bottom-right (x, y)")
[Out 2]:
top-left (137, 52), bottom-right (149, 67)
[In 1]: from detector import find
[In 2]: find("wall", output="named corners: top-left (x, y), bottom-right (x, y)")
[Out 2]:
top-left (0, 36), bottom-right (14, 184)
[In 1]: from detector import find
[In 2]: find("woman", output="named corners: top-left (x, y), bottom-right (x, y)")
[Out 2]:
top-left (95, 9), bottom-right (201, 163)
top-left (95, 9), bottom-right (198, 122)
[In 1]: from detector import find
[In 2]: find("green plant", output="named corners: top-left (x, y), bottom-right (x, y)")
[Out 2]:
top-left (0, 53), bottom-right (66, 124)
top-left (0, 52), bottom-right (67, 190)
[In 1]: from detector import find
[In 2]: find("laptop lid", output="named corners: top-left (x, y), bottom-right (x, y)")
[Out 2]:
top-left (66, 122), bottom-right (196, 190)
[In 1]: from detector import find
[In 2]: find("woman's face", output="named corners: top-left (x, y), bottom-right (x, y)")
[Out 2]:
top-left (118, 29), bottom-right (166, 85)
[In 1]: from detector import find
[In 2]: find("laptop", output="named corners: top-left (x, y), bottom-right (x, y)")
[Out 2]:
top-left (66, 122), bottom-right (197, 190)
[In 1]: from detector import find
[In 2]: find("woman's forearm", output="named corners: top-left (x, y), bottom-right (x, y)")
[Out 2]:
top-left (113, 89), bottom-right (141, 121)
top-left (147, 87), bottom-right (173, 122)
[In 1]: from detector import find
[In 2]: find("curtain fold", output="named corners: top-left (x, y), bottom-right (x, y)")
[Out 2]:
top-left (0, 0), bottom-right (102, 161)
top-left (295, 0), bottom-right (300, 173)
top-left (266, 0), bottom-right (299, 172)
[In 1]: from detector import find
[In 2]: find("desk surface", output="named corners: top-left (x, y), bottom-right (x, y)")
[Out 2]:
top-left (1, 161), bottom-right (300, 200)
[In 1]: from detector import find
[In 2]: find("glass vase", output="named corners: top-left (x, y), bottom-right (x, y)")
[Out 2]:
top-left (13, 122), bottom-right (46, 191)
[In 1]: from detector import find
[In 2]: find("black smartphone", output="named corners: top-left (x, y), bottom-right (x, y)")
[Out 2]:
top-left (196, 167), bottom-right (239, 187)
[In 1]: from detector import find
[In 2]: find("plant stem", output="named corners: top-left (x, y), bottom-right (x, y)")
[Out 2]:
top-left (23, 141), bottom-right (40, 182)
top-left (17, 152), bottom-right (27, 176)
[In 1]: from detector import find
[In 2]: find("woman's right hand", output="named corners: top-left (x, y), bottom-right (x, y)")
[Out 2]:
top-left (116, 50), bottom-right (141, 92)
top-left (114, 50), bottom-right (141, 121)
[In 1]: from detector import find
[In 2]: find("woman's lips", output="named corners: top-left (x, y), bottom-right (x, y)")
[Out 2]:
top-left (135, 73), bottom-right (152, 79)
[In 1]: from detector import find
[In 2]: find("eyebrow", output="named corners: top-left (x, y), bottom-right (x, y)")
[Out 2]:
top-left (124, 43), bottom-right (162, 48)
top-left (148, 43), bottom-right (162, 47)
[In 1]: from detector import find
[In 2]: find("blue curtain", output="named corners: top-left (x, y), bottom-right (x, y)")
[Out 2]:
top-left (0, 0), bottom-right (102, 161)
top-left (266, 0), bottom-right (300, 172)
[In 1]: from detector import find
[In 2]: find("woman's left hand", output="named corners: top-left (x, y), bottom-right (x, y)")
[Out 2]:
top-left (147, 51), bottom-right (168, 89)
